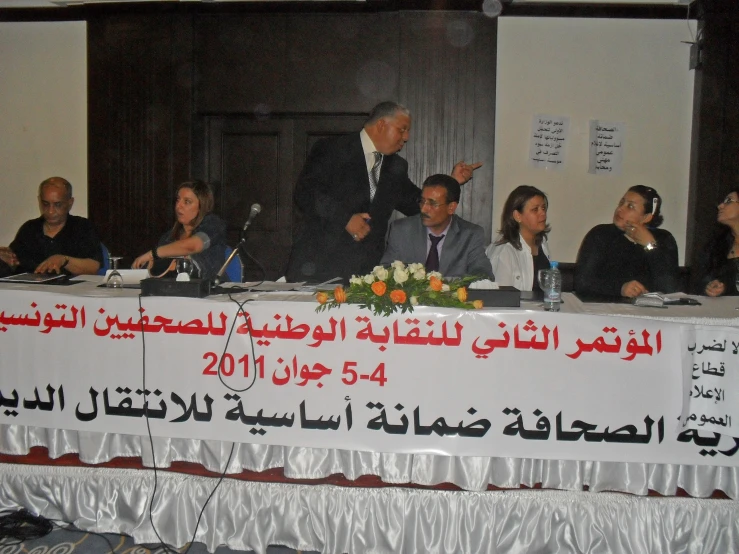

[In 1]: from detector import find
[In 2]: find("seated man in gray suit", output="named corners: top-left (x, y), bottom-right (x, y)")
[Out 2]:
top-left (380, 174), bottom-right (494, 278)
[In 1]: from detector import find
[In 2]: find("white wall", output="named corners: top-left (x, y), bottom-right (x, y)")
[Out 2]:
top-left (0, 21), bottom-right (87, 246)
top-left (495, 18), bottom-right (695, 264)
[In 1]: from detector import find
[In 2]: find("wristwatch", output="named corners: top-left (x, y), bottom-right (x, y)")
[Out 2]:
top-left (644, 241), bottom-right (657, 251)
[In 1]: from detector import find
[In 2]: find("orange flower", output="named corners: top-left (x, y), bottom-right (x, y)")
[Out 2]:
top-left (316, 292), bottom-right (329, 304)
top-left (389, 289), bottom-right (407, 304)
top-left (456, 287), bottom-right (468, 302)
top-left (472, 299), bottom-right (484, 309)
top-left (371, 281), bottom-right (387, 296)
top-left (334, 286), bottom-right (347, 303)
top-left (429, 276), bottom-right (443, 292)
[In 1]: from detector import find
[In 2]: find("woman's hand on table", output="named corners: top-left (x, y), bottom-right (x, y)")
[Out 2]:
top-left (132, 252), bottom-right (154, 270)
top-left (621, 280), bottom-right (647, 298)
top-left (705, 279), bottom-right (725, 297)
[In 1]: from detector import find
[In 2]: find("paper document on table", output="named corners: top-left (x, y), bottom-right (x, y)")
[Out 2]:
top-left (633, 292), bottom-right (668, 307)
top-left (0, 272), bottom-right (66, 284)
top-left (634, 292), bottom-right (702, 308)
top-left (469, 279), bottom-right (499, 290)
top-left (299, 277), bottom-right (343, 292)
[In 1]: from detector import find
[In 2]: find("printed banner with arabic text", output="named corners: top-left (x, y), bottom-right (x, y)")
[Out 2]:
top-left (0, 288), bottom-right (737, 466)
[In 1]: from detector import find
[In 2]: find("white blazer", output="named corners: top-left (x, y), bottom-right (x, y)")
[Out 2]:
top-left (485, 234), bottom-right (551, 291)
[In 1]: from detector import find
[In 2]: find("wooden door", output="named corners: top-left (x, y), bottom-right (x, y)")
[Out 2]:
top-left (203, 114), bottom-right (367, 280)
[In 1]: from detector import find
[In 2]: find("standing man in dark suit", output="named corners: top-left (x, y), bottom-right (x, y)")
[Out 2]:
top-left (285, 101), bottom-right (480, 282)
top-left (380, 174), bottom-right (493, 278)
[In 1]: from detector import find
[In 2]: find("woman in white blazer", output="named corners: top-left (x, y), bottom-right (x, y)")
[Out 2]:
top-left (486, 185), bottom-right (551, 291)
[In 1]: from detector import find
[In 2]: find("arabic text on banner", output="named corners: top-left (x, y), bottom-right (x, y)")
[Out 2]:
top-left (0, 290), bottom-right (737, 466)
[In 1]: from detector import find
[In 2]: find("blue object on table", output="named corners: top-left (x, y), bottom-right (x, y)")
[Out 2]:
top-left (98, 243), bottom-right (111, 276)
top-left (224, 246), bottom-right (242, 283)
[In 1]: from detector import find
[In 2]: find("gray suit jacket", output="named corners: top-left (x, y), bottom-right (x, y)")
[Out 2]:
top-left (381, 214), bottom-right (494, 278)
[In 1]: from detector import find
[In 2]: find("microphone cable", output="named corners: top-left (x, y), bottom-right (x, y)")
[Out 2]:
top-left (137, 293), bottom-right (238, 554)
top-left (0, 508), bottom-right (52, 544)
top-left (134, 244), bottom-right (271, 551)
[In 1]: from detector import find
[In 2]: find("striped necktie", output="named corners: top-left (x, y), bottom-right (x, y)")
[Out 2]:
top-left (369, 151), bottom-right (382, 200)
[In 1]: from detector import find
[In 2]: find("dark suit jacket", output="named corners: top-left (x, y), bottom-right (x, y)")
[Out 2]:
top-left (286, 133), bottom-right (420, 282)
top-left (380, 214), bottom-right (493, 278)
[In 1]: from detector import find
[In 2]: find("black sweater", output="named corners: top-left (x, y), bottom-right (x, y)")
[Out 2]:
top-left (575, 224), bottom-right (679, 296)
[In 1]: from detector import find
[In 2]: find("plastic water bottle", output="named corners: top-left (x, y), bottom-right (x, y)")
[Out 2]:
top-left (544, 261), bottom-right (561, 312)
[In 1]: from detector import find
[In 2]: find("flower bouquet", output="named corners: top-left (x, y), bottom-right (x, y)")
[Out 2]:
top-left (315, 261), bottom-right (484, 317)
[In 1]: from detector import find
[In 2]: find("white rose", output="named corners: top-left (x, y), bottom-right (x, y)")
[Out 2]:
top-left (349, 275), bottom-right (362, 286)
top-left (412, 268), bottom-right (426, 280)
top-left (393, 267), bottom-right (409, 284)
top-left (391, 260), bottom-right (406, 270)
top-left (428, 271), bottom-right (442, 280)
top-left (363, 273), bottom-right (375, 285)
top-left (373, 266), bottom-right (389, 281)
top-left (408, 262), bottom-right (424, 273)
top-left (410, 296), bottom-right (419, 306)
top-left (441, 284), bottom-right (450, 292)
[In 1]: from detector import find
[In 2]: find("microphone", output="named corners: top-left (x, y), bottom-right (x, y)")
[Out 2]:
top-left (212, 203), bottom-right (261, 287)
top-left (242, 203), bottom-right (262, 232)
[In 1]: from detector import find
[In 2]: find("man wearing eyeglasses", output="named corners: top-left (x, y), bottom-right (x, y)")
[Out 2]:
top-left (380, 174), bottom-right (493, 278)
top-left (0, 177), bottom-right (103, 276)
top-left (285, 101), bottom-right (481, 283)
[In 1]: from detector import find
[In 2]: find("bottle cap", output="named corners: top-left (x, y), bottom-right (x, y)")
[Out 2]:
top-left (550, 261), bottom-right (559, 269)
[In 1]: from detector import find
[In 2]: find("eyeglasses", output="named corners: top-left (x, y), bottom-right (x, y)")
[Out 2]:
top-left (418, 198), bottom-right (447, 209)
top-left (719, 196), bottom-right (739, 206)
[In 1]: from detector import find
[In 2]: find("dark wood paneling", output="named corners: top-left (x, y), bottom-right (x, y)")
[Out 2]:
top-left (291, 115), bottom-right (369, 177)
top-left (83, 10), bottom-right (495, 273)
top-left (205, 117), bottom-right (294, 279)
top-left (88, 14), bottom-right (192, 264)
top-left (399, 12), bottom-right (497, 241)
top-left (686, 5), bottom-right (739, 290)
top-left (193, 11), bottom-right (496, 277)
top-left (202, 114), bottom-right (367, 280)
top-left (284, 14), bottom-right (401, 112)
top-left (195, 16), bottom-right (287, 114)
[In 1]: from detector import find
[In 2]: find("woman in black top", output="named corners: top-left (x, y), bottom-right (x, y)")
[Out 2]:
top-left (132, 181), bottom-right (227, 280)
top-left (575, 185), bottom-right (679, 298)
top-left (693, 188), bottom-right (739, 297)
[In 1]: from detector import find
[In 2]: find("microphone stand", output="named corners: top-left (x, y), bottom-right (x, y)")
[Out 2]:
top-left (212, 231), bottom-right (247, 287)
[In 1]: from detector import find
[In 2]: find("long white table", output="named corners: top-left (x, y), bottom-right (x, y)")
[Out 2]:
top-left (1, 279), bottom-right (738, 553)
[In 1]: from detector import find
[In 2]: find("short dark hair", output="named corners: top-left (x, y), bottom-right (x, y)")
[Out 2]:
top-left (366, 101), bottom-right (410, 126)
top-left (422, 174), bottom-right (460, 204)
top-left (628, 185), bottom-right (664, 227)
top-left (39, 177), bottom-right (72, 199)
top-left (496, 185), bottom-right (550, 250)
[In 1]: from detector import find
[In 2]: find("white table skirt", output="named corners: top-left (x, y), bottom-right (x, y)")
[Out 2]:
top-left (2, 424), bottom-right (738, 499)
top-left (0, 462), bottom-right (737, 554)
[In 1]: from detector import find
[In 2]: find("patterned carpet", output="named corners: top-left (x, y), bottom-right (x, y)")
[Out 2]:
top-left (0, 517), bottom-right (309, 554)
